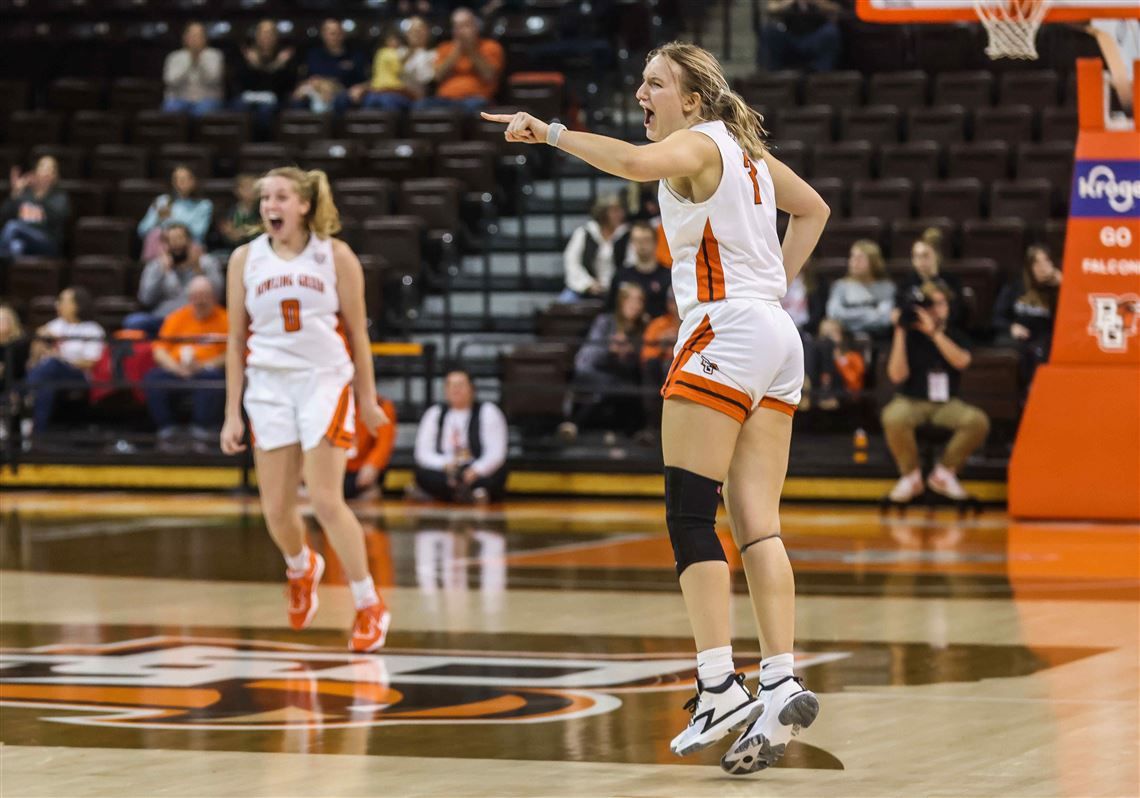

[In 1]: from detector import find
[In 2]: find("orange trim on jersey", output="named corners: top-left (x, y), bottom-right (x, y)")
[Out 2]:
top-left (664, 372), bottom-right (751, 424)
top-left (334, 314), bottom-right (353, 358)
top-left (758, 395), bottom-right (797, 418)
top-left (324, 382), bottom-right (355, 449)
top-left (662, 314), bottom-right (715, 396)
top-left (695, 219), bottom-right (725, 303)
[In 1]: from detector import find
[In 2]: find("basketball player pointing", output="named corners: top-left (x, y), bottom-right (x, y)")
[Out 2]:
top-left (220, 167), bottom-right (391, 653)
top-left (483, 42), bottom-right (830, 774)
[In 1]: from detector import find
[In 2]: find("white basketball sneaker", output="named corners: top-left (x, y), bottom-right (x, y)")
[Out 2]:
top-left (669, 673), bottom-right (763, 757)
top-left (720, 675), bottom-right (819, 775)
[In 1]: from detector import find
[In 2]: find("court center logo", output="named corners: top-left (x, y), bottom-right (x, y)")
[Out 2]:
top-left (0, 636), bottom-right (842, 731)
top-left (1088, 293), bottom-right (1140, 352)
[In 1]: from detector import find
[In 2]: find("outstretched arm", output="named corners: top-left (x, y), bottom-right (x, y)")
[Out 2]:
top-left (480, 111), bottom-right (719, 183)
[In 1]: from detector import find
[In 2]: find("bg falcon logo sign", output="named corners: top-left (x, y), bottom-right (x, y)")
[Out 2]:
top-left (0, 637), bottom-right (845, 731)
top-left (1088, 294), bottom-right (1140, 353)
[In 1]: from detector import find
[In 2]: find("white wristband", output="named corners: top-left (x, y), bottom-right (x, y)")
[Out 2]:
top-left (546, 122), bottom-right (566, 147)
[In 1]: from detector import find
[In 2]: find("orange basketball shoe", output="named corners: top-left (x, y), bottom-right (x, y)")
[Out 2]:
top-left (286, 550), bottom-right (325, 630)
top-left (350, 599), bottom-right (391, 653)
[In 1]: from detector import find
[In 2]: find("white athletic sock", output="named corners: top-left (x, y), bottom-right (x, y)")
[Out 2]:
top-left (696, 645), bottom-right (735, 688)
top-left (349, 577), bottom-right (379, 610)
top-left (760, 652), bottom-right (795, 687)
top-left (284, 545), bottom-right (311, 574)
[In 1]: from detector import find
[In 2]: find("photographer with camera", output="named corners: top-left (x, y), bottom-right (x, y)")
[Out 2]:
top-left (881, 280), bottom-right (989, 503)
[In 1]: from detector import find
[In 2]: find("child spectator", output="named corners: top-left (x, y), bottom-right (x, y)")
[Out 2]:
top-left (363, 26), bottom-right (413, 112)
top-left (163, 22), bottom-right (225, 115)
top-left (1, 156), bottom-right (68, 258)
top-left (560, 194), bottom-right (629, 303)
top-left (345, 396), bottom-right (398, 499)
top-left (142, 276), bottom-right (228, 452)
top-left (992, 245), bottom-right (1061, 393)
top-left (137, 164), bottom-right (213, 262)
top-left (826, 239), bottom-right (896, 336)
top-left (128, 223), bottom-right (224, 338)
top-left (25, 287), bottom-right (105, 436)
top-left (803, 318), bottom-right (866, 412)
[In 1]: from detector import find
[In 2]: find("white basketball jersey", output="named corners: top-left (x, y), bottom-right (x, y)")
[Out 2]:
top-left (243, 233), bottom-right (351, 371)
top-left (658, 120), bottom-right (787, 320)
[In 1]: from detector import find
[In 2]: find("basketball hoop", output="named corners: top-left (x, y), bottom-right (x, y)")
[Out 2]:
top-left (974, 0), bottom-right (1052, 60)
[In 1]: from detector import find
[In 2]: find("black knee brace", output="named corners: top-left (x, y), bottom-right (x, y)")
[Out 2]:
top-left (665, 466), bottom-right (727, 576)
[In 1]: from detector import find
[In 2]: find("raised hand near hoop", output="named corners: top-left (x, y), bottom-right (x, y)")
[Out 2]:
top-left (480, 111), bottom-right (551, 146)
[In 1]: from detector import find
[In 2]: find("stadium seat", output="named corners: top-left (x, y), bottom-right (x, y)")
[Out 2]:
top-left (1039, 107), bottom-right (1077, 143)
top-left (947, 257), bottom-right (999, 333)
top-left (112, 179), bottom-right (166, 219)
top-left (339, 109), bottom-right (402, 143)
top-left (27, 296), bottom-right (59, 330)
top-left (878, 141), bottom-right (941, 184)
top-left (839, 105), bottom-right (901, 143)
top-left (536, 300), bottom-right (605, 341)
top-left (506, 75), bottom-right (564, 123)
top-left (364, 140), bottom-right (434, 182)
top-left (198, 178), bottom-right (237, 213)
top-left (71, 255), bottom-right (131, 296)
top-left (6, 258), bottom-right (66, 304)
top-left (74, 217), bottom-right (135, 258)
top-left (851, 178), bottom-right (914, 220)
top-left (68, 111), bottom-right (128, 149)
top-left (933, 71), bottom-right (994, 108)
top-left (804, 71), bottom-right (863, 107)
top-left (918, 178), bottom-right (983, 219)
top-left (990, 179), bottom-right (1052, 221)
top-left (90, 145), bottom-right (149, 182)
top-left (959, 348), bottom-right (1021, 424)
top-left (946, 141), bottom-right (1010, 183)
top-left (773, 106), bottom-right (834, 144)
top-left (362, 216), bottom-right (425, 280)
top-left (334, 178), bottom-right (395, 222)
top-left (400, 178), bottom-right (463, 237)
top-left (770, 140), bottom-right (806, 176)
top-left (889, 217), bottom-right (957, 260)
top-left (1042, 218), bottom-right (1066, 260)
top-left (29, 145), bottom-right (85, 181)
top-left (193, 113), bottom-right (251, 173)
top-left (238, 142), bottom-right (294, 176)
top-left (93, 295), bottom-right (139, 331)
top-left (408, 109), bottom-right (466, 147)
top-left (812, 141), bottom-right (874, 182)
top-left (154, 143), bottom-right (214, 180)
top-left (131, 111), bottom-right (190, 149)
top-left (435, 142), bottom-right (498, 195)
top-left (816, 217), bottom-right (884, 257)
top-left (844, 22), bottom-right (910, 73)
top-left (737, 71), bottom-right (801, 108)
top-left (907, 105), bottom-right (967, 145)
top-left (913, 25), bottom-right (984, 72)
top-left (961, 218), bottom-right (1027, 279)
top-left (867, 71), bottom-right (927, 108)
top-left (8, 111), bottom-right (64, 149)
top-left (275, 111), bottom-right (333, 148)
top-left (809, 177), bottom-right (846, 217)
top-left (300, 140), bottom-right (362, 180)
top-left (109, 78), bottom-right (164, 112)
top-left (1016, 142), bottom-right (1074, 214)
top-left (57, 179), bottom-right (108, 219)
top-left (500, 342), bottom-right (574, 429)
top-left (972, 105), bottom-right (1034, 146)
top-left (998, 70), bottom-right (1059, 108)
top-left (47, 78), bottom-right (104, 111)
top-left (0, 80), bottom-right (30, 114)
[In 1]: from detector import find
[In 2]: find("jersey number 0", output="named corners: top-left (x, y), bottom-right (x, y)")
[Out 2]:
top-left (281, 299), bottom-right (302, 332)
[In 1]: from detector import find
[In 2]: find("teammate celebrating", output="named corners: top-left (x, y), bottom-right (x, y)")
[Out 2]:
top-left (220, 167), bottom-right (391, 652)
top-left (482, 42), bottom-right (830, 774)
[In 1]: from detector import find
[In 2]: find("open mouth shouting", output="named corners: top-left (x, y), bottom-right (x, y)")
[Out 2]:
top-left (642, 105), bottom-right (655, 129)
top-left (265, 213), bottom-right (284, 234)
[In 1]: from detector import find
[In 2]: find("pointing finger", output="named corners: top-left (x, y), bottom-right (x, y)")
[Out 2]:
top-left (480, 112), bottom-right (514, 123)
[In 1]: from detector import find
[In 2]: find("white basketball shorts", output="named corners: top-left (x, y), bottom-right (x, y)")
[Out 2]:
top-left (662, 298), bottom-right (804, 423)
top-left (243, 363), bottom-right (355, 452)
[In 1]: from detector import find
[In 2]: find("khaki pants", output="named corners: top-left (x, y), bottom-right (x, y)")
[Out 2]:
top-left (880, 396), bottom-right (990, 474)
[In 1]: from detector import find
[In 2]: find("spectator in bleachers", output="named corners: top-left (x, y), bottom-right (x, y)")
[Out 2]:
top-left (881, 279), bottom-right (989, 503)
top-left (0, 303), bottom-right (30, 395)
top-left (781, 272), bottom-right (812, 332)
top-left (803, 317), bottom-right (865, 412)
top-left (639, 287), bottom-right (680, 438)
top-left (291, 18), bottom-right (370, 114)
top-left (899, 228), bottom-right (963, 323)
top-left (1, 156), bottom-right (68, 259)
top-left (412, 368), bottom-right (509, 504)
top-left (606, 221), bottom-right (671, 318)
top-left (826, 240), bottom-right (896, 336)
top-left (992, 244), bottom-right (1061, 393)
top-left (345, 396), bottom-right (398, 499)
top-left (212, 174), bottom-right (259, 253)
top-left (758, 0), bottom-right (842, 73)
top-left (560, 194), bottom-right (629, 303)
top-left (559, 283), bottom-right (647, 441)
top-left (162, 22), bottom-right (225, 116)
top-left (25, 287), bottom-right (105, 436)
top-left (127, 223), bottom-right (223, 338)
top-left (417, 7), bottom-right (504, 113)
top-left (138, 164), bottom-right (214, 261)
top-left (363, 19), bottom-right (437, 112)
top-left (142, 275), bottom-right (227, 452)
top-left (233, 19), bottom-right (297, 138)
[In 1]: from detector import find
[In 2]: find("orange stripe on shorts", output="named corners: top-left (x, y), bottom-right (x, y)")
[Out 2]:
top-left (324, 383), bottom-right (355, 449)
top-left (663, 372), bottom-right (751, 424)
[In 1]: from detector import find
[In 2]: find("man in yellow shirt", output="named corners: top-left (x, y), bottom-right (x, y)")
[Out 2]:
top-left (143, 275), bottom-right (228, 452)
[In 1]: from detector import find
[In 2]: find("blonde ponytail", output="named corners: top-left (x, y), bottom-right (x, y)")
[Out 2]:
top-left (259, 166), bottom-right (342, 238)
top-left (648, 41), bottom-right (768, 159)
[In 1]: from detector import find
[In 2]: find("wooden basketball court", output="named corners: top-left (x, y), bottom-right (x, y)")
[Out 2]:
top-left (1, 493), bottom-right (1136, 797)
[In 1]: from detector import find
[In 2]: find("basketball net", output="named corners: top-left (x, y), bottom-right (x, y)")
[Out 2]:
top-left (974, 0), bottom-right (1052, 60)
